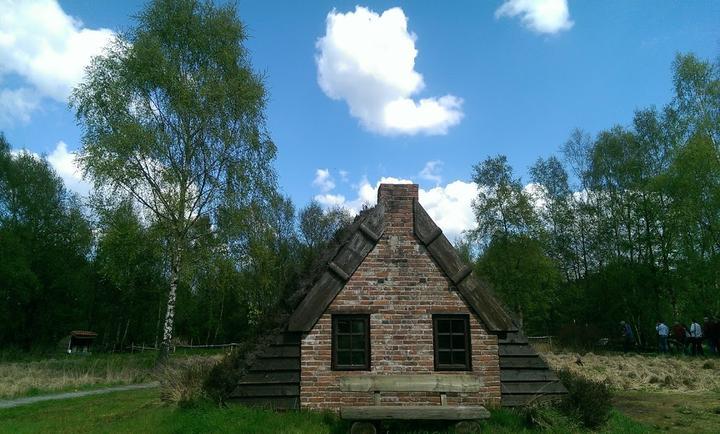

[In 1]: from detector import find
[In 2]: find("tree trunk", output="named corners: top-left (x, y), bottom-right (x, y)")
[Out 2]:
top-left (157, 256), bottom-right (179, 366)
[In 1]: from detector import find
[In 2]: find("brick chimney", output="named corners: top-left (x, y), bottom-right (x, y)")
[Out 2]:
top-left (377, 183), bottom-right (418, 235)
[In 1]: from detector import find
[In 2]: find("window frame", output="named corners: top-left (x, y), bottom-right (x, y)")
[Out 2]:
top-left (331, 314), bottom-right (371, 371)
top-left (432, 314), bottom-right (472, 371)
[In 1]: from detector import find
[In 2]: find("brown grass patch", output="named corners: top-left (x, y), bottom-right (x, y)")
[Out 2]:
top-left (0, 355), bottom-right (151, 399)
top-left (158, 355), bottom-right (223, 406)
top-left (543, 352), bottom-right (720, 392)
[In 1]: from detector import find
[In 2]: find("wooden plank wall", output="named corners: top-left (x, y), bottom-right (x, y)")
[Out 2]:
top-left (227, 331), bottom-right (301, 410)
top-left (497, 331), bottom-right (566, 406)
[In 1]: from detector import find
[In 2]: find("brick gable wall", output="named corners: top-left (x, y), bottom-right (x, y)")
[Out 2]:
top-left (300, 184), bottom-right (501, 411)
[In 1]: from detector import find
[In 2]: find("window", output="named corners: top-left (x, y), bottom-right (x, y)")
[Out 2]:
top-left (332, 315), bottom-right (370, 370)
top-left (433, 314), bottom-right (471, 370)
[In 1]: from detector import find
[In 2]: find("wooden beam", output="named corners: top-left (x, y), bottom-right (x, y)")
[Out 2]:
top-left (237, 372), bottom-right (299, 385)
top-left (456, 277), bottom-right (517, 332)
top-left (287, 272), bottom-right (345, 331)
top-left (501, 394), bottom-right (561, 407)
top-left (499, 356), bottom-right (549, 369)
top-left (338, 374), bottom-right (484, 393)
top-left (231, 384), bottom-right (300, 397)
top-left (328, 261), bottom-right (350, 281)
top-left (499, 344), bottom-right (538, 357)
top-left (229, 396), bottom-right (299, 410)
top-left (413, 200), bottom-right (516, 332)
top-left (450, 265), bottom-right (473, 285)
top-left (341, 405), bottom-right (490, 421)
top-left (500, 369), bottom-right (559, 382)
top-left (287, 204), bottom-right (385, 332)
top-left (501, 382), bottom-right (567, 395)
top-left (359, 222), bottom-right (381, 242)
top-left (261, 346), bottom-right (300, 358)
top-left (248, 357), bottom-right (299, 372)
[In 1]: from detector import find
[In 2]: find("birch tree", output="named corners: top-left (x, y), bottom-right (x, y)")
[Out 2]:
top-left (72, 0), bottom-right (276, 364)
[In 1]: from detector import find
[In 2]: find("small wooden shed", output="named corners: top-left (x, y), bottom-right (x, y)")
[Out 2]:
top-left (67, 330), bottom-right (98, 354)
top-left (229, 184), bottom-right (564, 416)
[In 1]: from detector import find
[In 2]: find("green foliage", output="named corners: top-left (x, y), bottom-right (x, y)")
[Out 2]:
top-left (471, 52), bottom-right (720, 345)
top-left (71, 0), bottom-right (280, 360)
top-left (476, 234), bottom-right (561, 334)
top-left (556, 369), bottom-right (613, 429)
top-left (471, 155), bottom-right (536, 245)
top-left (0, 139), bottom-right (94, 349)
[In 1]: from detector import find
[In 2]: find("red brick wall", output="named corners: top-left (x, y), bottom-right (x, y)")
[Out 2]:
top-left (300, 184), bottom-right (501, 411)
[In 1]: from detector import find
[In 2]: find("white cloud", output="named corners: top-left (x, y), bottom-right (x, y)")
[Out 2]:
top-left (316, 6), bottom-right (463, 136)
top-left (11, 141), bottom-right (91, 196)
top-left (315, 193), bottom-right (346, 208)
top-left (0, 0), bottom-right (115, 120)
top-left (47, 141), bottom-right (90, 196)
top-left (420, 181), bottom-right (479, 241)
top-left (0, 87), bottom-right (40, 125)
top-left (312, 168), bottom-right (335, 192)
top-left (311, 168), bottom-right (477, 241)
top-left (419, 160), bottom-right (443, 185)
top-left (338, 170), bottom-right (349, 182)
top-left (523, 182), bottom-right (548, 211)
top-left (495, 0), bottom-right (574, 34)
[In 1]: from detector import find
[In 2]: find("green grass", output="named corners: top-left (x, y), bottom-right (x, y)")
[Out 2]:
top-left (0, 388), bottom-right (338, 434)
top-left (614, 390), bottom-right (720, 433)
top-left (0, 388), bottom-right (655, 434)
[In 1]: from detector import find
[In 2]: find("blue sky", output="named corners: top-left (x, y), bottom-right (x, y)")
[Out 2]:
top-left (1, 0), bottom-right (719, 239)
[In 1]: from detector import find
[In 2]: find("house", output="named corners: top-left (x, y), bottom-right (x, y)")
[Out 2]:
top-left (229, 184), bottom-right (564, 416)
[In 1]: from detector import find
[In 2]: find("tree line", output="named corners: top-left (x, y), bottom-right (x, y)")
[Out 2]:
top-left (470, 52), bottom-right (720, 348)
top-left (1, 0), bottom-right (717, 356)
top-left (0, 136), bottom-right (351, 352)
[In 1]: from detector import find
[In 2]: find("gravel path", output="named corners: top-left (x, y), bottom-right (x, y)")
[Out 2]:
top-left (0, 382), bottom-right (159, 409)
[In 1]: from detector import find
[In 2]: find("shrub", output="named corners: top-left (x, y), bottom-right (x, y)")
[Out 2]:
top-left (203, 343), bottom-right (254, 404)
top-left (556, 368), bottom-right (613, 429)
top-left (159, 356), bottom-right (219, 408)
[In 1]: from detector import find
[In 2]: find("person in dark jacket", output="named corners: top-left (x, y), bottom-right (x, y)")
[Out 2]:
top-left (704, 317), bottom-right (718, 354)
top-left (621, 321), bottom-right (634, 353)
top-left (671, 322), bottom-right (687, 354)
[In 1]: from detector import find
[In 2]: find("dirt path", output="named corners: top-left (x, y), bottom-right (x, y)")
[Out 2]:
top-left (0, 382), bottom-right (159, 409)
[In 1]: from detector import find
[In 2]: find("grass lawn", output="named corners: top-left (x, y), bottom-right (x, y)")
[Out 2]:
top-left (614, 390), bottom-right (720, 433)
top-left (0, 388), bottom-right (652, 434)
top-left (0, 349), bottom-right (223, 399)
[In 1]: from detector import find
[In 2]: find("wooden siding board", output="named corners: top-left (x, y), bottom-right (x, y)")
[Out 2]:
top-left (499, 344), bottom-right (539, 357)
top-left (237, 372), bottom-right (300, 385)
top-left (501, 382), bottom-right (567, 394)
top-left (247, 357), bottom-right (300, 372)
top-left (499, 356), bottom-right (549, 369)
top-left (260, 346), bottom-right (300, 358)
top-left (229, 396), bottom-right (299, 410)
top-left (500, 370), bottom-right (559, 382)
top-left (231, 384), bottom-right (300, 398)
top-left (501, 394), bottom-right (562, 407)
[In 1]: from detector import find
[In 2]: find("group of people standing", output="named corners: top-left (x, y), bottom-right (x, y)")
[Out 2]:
top-left (620, 318), bottom-right (719, 355)
top-left (656, 318), bottom-right (718, 355)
